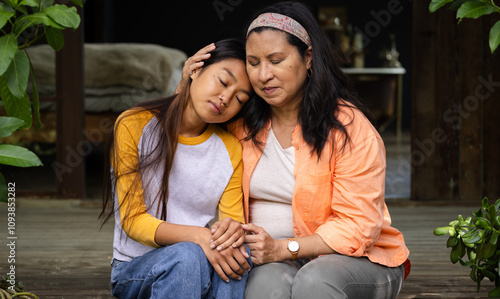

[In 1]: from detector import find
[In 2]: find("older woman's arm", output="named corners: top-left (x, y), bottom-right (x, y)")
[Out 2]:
top-left (243, 224), bottom-right (335, 265)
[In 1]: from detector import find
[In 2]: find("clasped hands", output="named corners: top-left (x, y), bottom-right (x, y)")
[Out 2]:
top-left (207, 218), bottom-right (280, 282)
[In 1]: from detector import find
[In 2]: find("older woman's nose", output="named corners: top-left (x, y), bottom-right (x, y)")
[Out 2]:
top-left (258, 63), bottom-right (274, 82)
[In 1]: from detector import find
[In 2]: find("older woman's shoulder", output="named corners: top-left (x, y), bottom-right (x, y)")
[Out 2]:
top-left (335, 103), bottom-right (381, 143)
top-left (227, 118), bottom-right (246, 140)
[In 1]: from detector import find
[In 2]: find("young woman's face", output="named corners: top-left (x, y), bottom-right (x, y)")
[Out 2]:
top-left (189, 58), bottom-right (252, 124)
top-left (246, 29), bottom-right (311, 110)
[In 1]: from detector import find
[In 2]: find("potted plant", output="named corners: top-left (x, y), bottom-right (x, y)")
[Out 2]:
top-left (434, 198), bottom-right (500, 297)
top-left (0, 0), bottom-right (82, 202)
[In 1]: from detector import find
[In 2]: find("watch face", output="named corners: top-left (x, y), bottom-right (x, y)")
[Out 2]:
top-left (288, 241), bottom-right (299, 252)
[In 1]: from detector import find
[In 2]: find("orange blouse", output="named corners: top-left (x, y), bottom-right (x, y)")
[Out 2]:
top-left (228, 105), bottom-right (410, 268)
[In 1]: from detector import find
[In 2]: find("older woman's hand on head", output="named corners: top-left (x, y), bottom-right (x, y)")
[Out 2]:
top-left (174, 43), bottom-right (216, 94)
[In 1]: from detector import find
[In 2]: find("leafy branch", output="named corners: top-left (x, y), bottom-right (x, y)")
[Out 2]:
top-left (0, 0), bottom-right (82, 202)
top-left (429, 0), bottom-right (500, 53)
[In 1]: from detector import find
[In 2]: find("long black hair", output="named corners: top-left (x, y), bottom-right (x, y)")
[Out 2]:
top-left (243, 1), bottom-right (371, 158)
top-left (100, 38), bottom-right (249, 227)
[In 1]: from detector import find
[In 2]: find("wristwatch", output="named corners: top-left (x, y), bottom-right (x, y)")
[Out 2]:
top-left (287, 238), bottom-right (300, 261)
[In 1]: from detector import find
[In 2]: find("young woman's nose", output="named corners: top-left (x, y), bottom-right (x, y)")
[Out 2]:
top-left (219, 94), bottom-right (229, 106)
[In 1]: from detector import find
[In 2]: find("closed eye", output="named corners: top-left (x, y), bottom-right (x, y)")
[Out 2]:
top-left (236, 96), bottom-right (242, 104)
top-left (219, 78), bottom-right (228, 87)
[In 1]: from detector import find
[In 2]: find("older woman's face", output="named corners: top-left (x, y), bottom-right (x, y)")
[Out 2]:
top-left (246, 29), bottom-right (311, 110)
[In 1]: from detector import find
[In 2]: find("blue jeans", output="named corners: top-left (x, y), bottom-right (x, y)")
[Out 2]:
top-left (111, 242), bottom-right (251, 299)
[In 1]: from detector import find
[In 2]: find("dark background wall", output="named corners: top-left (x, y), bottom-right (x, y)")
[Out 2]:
top-left (83, 0), bottom-right (412, 130)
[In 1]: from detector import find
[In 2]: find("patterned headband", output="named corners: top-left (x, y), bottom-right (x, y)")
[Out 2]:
top-left (247, 12), bottom-right (311, 47)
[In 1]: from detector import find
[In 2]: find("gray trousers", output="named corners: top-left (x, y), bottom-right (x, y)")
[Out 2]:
top-left (244, 254), bottom-right (404, 299)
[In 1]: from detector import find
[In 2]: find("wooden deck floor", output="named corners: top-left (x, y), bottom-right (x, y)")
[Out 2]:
top-left (0, 199), bottom-right (494, 298)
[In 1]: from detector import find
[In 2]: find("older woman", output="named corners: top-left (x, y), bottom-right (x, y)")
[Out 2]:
top-left (180, 2), bottom-right (410, 298)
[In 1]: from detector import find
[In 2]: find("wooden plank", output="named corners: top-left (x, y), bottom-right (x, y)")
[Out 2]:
top-left (411, 0), bottom-right (438, 201)
top-left (411, 1), bottom-right (461, 201)
top-left (458, 18), bottom-right (485, 202)
top-left (435, 9), bottom-right (461, 202)
top-left (55, 5), bottom-right (85, 199)
top-left (482, 15), bottom-right (500, 201)
top-left (1, 201), bottom-right (497, 298)
top-left (391, 205), bottom-right (491, 298)
top-left (411, 2), bottom-right (497, 203)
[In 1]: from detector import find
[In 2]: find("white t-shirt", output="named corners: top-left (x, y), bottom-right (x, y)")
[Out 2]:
top-left (249, 128), bottom-right (295, 240)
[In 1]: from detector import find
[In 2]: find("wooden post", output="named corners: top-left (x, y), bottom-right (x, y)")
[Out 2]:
top-left (55, 5), bottom-right (85, 199)
top-left (412, 2), bottom-right (500, 202)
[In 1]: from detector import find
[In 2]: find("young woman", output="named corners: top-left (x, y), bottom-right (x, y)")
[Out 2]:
top-left (100, 38), bottom-right (254, 299)
top-left (181, 2), bottom-right (410, 298)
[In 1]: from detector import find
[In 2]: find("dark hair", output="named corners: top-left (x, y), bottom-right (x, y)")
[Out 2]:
top-left (100, 38), bottom-right (248, 227)
top-left (243, 1), bottom-right (370, 157)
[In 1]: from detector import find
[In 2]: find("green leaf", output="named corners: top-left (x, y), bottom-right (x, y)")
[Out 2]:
top-left (434, 226), bottom-right (452, 235)
top-left (473, 207), bottom-right (484, 218)
top-left (19, 0), bottom-right (39, 7)
top-left (0, 116), bottom-right (25, 138)
top-left (451, 241), bottom-right (465, 263)
top-left (0, 75), bottom-right (32, 129)
top-left (0, 144), bottom-right (42, 167)
top-left (45, 26), bottom-right (64, 51)
top-left (488, 205), bottom-right (497, 223)
top-left (468, 247), bottom-right (477, 262)
top-left (429, 0), bottom-right (455, 13)
top-left (494, 198), bottom-right (500, 211)
top-left (482, 268), bottom-right (496, 282)
top-left (0, 2), bottom-right (16, 14)
top-left (12, 3), bottom-right (28, 15)
top-left (459, 258), bottom-right (473, 267)
top-left (14, 12), bottom-right (64, 35)
top-left (464, 232), bottom-right (482, 244)
top-left (475, 219), bottom-right (491, 229)
top-left (0, 34), bottom-right (18, 77)
top-left (488, 287), bottom-right (500, 298)
top-left (483, 241), bottom-right (496, 259)
top-left (0, 173), bottom-right (6, 203)
top-left (70, 0), bottom-right (83, 7)
top-left (5, 49), bottom-right (30, 98)
top-left (471, 267), bottom-right (478, 282)
top-left (457, 1), bottom-right (496, 19)
top-left (40, 0), bottom-right (54, 9)
top-left (448, 235), bottom-right (459, 247)
top-left (43, 4), bottom-right (80, 29)
top-left (482, 197), bottom-right (490, 211)
top-left (28, 58), bottom-right (41, 131)
top-left (490, 230), bottom-right (500, 246)
top-left (449, 0), bottom-right (468, 11)
top-left (489, 21), bottom-right (500, 54)
top-left (0, 6), bottom-right (16, 29)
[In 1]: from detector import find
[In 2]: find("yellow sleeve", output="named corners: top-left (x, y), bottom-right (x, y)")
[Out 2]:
top-left (214, 127), bottom-right (245, 224)
top-left (113, 109), bottom-right (164, 248)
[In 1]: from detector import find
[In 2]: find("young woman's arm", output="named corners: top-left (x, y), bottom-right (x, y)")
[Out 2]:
top-left (114, 111), bottom-right (250, 281)
top-left (154, 222), bottom-right (251, 282)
